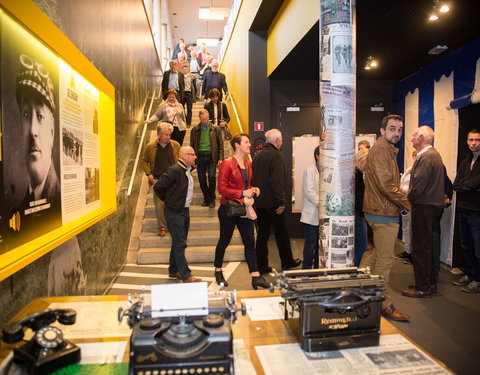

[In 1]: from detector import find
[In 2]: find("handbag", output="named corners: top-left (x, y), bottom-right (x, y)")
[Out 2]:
top-left (225, 199), bottom-right (246, 217)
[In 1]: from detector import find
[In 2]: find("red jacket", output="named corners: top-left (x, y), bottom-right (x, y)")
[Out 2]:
top-left (217, 157), bottom-right (252, 205)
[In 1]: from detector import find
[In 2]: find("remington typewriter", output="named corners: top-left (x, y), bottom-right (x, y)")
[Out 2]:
top-left (274, 267), bottom-right (385, 352)
top-left (118, 284), bottom-right (245, 375)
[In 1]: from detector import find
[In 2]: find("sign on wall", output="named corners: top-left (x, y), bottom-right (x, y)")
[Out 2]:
top-left (0, 2), bottom-right (116, 281)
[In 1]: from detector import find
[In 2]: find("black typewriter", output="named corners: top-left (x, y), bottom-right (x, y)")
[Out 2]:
top-left (274, 267), bottom-right (385, 352)
top-left (118, 289), bottom-right (245, 375)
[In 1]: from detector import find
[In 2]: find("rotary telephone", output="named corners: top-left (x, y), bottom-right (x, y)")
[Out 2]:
top-left (1, 308), bottom-right (81, 375)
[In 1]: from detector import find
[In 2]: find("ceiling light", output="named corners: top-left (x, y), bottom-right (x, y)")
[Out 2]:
top-left (197, 37), bottom-right (219, 47)
top-left (439, 4), bottom-right (450, 13)
top-left (428, 45), bottom-right (448, 55)
top-left (199, 7), bottom-right (229, 21)
top-left (429, 12), bottom-right (439, 21)
top-left (365, 56), bottom-right (378, 70)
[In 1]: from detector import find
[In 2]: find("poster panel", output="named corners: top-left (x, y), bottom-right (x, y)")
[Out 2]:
top-left (0, 2), bottom-right (115, 281)
top-left (0, 11), bottom-right (62, 250)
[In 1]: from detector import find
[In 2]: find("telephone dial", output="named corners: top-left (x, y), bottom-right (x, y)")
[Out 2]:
top-left (1, 308), bottom-right (81, 375)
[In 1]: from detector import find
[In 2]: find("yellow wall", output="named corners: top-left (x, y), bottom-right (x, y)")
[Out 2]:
top-left (267, 0), bottom-right (319, 76)
top-left (219, 0), bottom-right (263, 136)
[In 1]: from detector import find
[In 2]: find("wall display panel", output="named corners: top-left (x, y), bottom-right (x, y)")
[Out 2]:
top-left (0, 1), bottom-right (115, 281)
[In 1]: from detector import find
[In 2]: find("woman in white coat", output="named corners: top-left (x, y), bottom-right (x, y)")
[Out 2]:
top-left (300, 146), bottom-right (320, 269)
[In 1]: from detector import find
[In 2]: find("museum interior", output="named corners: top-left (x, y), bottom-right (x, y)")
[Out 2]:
top-left (0, 1), bottom-right (479, 374)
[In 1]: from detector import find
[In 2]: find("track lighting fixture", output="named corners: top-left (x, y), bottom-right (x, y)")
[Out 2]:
top-left (364, 56), bottom-right (378, 70)
top-left (428, 1), bottom-right (450, 21)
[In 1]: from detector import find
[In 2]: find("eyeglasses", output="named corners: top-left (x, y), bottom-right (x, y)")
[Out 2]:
top-left (185, 153), bottom-right (196, 156)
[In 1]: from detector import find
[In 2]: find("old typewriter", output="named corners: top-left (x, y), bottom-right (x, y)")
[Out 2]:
top-left (274, 267), bottom-right (385, 352)
top-left (118, 284), bottom-right (245, 375)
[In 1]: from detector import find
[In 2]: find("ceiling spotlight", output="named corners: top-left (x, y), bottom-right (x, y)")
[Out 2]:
top-left (365, 56), bottom-right (378, 70)
top-left (429, 12), bottom-right (439, 21)
top-left (439, 5), bottom-right (449, 12)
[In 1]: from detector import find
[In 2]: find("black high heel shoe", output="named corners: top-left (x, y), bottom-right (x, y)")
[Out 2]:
top-left (252, 276), bottom-right (270, 290)
top-left (214, 270), bottom-right (229, 287)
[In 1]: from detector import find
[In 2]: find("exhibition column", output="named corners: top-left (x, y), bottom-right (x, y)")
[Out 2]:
top-left (318, 1), bottom-right (356, 268)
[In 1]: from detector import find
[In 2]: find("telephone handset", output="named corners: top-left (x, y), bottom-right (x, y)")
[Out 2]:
top-left (1, 308), bottom-right (81, 375)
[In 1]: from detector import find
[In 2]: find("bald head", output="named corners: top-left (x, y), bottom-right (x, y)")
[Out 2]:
top-left (179, 146), bottom-right (196, 166)
top-left (411, 125), bottom-right (434, 151)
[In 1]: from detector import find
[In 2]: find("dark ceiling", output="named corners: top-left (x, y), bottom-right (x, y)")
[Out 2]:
top-left (270, 0), bottom-right (480, 81)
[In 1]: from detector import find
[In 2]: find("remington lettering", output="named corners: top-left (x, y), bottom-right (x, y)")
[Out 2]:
top-left (321, 317), bottom-right (357, 325)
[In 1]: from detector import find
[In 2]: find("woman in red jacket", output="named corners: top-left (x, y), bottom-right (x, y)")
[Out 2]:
top-left (214, 133), bottom-right (269, 289)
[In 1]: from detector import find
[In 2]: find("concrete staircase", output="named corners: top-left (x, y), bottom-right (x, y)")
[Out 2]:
top-left (137, 101), bottom-right (242, 264)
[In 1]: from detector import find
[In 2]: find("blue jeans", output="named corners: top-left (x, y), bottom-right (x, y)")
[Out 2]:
top-left (196, 154), bottom-right (216, 203)
top-left (458, 210), bottom-right (480, 282)
top-left (164, 207), bottom-right (191, 280)
top-left (354, 212), bottom-right (368, 267)
top-left (214, 204), bottom-right (258, 272)
top-left (302, 224), bottom-right (319, 269)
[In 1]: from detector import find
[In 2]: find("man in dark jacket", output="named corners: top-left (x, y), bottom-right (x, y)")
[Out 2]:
top-left (154, 147), bottom-right (201, 283)
top-left (452, 129), bottom-right (480, 293)
top-left (201, 60), bottom-right (228, 101)
top-left (190, 109), bottom-right (224, 208)
top-left (402, 126), bottom-right (445, 298)
top-left (161, 60), bottom-right (185, 102)
top-left (252, 129), bottom-right (301, 274)
top-left (204, 88), bottom-right (231, 141)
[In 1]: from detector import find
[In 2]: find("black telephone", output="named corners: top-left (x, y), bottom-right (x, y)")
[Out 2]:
top-left (1, 308), bottom-right (81, 375)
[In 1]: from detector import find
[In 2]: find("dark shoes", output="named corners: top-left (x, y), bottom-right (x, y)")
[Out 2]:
top-left (402, 288), bottom-right (432, 298)
top-left (202, 201), bottom-right (209, 207)
top-left (283, 259), bottom-right (302, 271)
top-left (382, 304), bottom-right (410, 321)
top-left (214, 270), bottom-right (229, 287)
top-left (209, 200), bottom-right (216, 208)
top-left (452, 274), bottom-right (470, 286)
top-left (259, 266), bottom-right (273, 275)
top-left (395, 251), bottom-right (412, 260)
top-left (168, 272), bottom-right (182, 280)
top-left (252, 276), bottom-right (270, 290)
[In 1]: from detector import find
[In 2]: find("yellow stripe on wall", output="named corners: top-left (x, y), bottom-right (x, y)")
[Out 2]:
top-left (267, 0), bottom-right (319, 76)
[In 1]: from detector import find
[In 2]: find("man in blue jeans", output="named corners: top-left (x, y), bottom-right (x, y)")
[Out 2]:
top-left (154, 146), bottom-right (202, 283)
top-left (453, 129), bottom-right (480, 293)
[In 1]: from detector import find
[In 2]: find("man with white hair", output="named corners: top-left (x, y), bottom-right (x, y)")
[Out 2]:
top-left (252, 129), bottom-right (301, 274)
top-left (201, 59), bottom-right (228, 101)
top-left (402, 125), bottom-right (445, 298)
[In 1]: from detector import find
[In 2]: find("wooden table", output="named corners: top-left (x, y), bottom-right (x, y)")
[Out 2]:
top-left (0, 291), bottom-right (450, 374)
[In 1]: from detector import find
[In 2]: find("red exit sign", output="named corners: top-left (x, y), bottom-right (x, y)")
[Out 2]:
top-left (254, 122), bottom-right (264, 131)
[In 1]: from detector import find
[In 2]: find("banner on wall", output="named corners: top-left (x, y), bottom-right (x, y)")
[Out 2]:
top-left (0, 11), bottom-right (101, 254)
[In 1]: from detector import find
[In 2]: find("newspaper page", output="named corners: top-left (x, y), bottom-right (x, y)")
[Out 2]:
top-left (49, 301), bottom-right (132, 338)
top-left (330, 24), bottom-right (355, 87)
top-left (256, 334), bottom-right (452, 375)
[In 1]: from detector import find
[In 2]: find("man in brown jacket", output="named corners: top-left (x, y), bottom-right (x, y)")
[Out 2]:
top-left (142, 122), bottom-right (180, 236)
top-left (362, 114), bottom-right (411, 321)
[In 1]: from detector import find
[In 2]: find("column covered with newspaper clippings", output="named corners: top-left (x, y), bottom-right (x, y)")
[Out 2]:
top-left (318, 0), bottom-right (356, 268)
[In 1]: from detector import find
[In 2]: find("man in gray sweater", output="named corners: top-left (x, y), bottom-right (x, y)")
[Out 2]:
top-left (402, 126), bottom-right (445, 298)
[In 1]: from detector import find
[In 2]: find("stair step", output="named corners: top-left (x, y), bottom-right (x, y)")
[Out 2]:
top-left (139, 230), bottom-right (243, 247)
top-left (137, 245), bottom-right (246, 264)
top-left (144, 205), bottom-right (218, 218)
top-left (142, 216), bottom-right (219, 232)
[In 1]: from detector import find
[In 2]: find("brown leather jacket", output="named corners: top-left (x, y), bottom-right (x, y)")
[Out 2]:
top-left (363, 136), bottom-right (411, 216)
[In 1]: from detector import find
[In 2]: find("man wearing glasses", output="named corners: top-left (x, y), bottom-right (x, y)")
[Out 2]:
top-left (452, 129), bottom-right (480, 293)
top-left (154, 146), bottom-right (202, 283)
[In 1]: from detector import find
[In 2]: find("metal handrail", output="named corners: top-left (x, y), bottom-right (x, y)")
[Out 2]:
top-left (225, 92), bottom-right (252, 160)
top-left (127, 91), bottom-right (157, 196)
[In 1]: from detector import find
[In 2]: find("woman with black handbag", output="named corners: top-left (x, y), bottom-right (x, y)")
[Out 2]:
top-left (214, 133), bottom-right (269, 289)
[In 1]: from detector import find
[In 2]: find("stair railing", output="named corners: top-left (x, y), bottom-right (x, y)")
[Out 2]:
top-left (225, 92), bottom-right (252, 160)
top-left (127, 91), bottom-right (157, 196)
